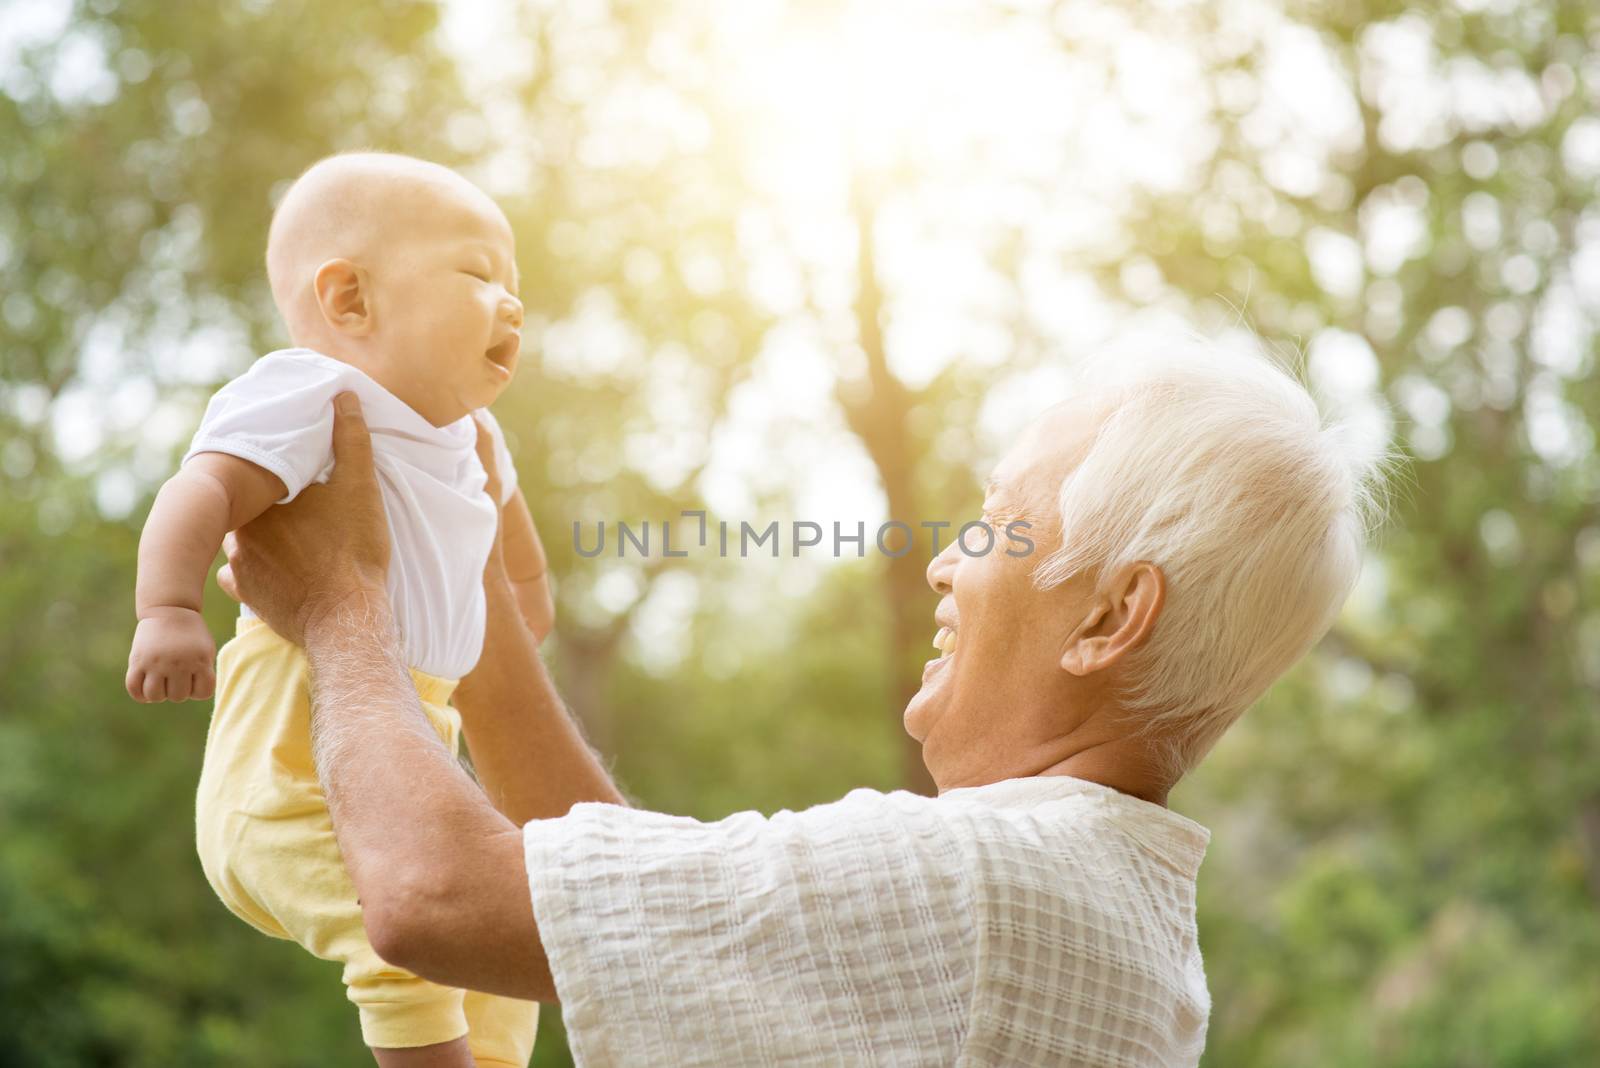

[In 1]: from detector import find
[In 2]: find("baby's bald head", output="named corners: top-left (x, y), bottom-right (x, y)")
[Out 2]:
top-left (265, 152), bottom-right (507, 341)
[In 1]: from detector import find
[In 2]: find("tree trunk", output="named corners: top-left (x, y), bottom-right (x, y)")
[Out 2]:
top-left (556, 622), bottom-right (629, 757)
top-left (839, 184), bottom-right (938, 796)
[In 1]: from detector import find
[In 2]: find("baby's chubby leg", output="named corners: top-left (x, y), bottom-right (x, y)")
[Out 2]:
top-left (196, 623), bottom-right (510, 1062)
top-left (368, 990), bottom-right (538, 1068)
top-left (217, 782), bottom-right (486, 1056)
top-left (370, 991), bottom-right (539, 1068)
top-left (462, 989), bottom-right (539, 1068)
top-left (372, 1036), bottom-right (477, 1067)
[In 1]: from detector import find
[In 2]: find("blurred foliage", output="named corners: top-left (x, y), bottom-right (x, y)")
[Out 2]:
top-left (3, 0), bottom-right (1599, 1066)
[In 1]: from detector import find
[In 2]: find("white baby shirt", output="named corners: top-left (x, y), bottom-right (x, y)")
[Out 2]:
top-left (183, 347), bottom-right (519, 680)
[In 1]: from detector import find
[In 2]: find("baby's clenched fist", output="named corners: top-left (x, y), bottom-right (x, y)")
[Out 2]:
top-left (126, 607), bottom-right (217, 703)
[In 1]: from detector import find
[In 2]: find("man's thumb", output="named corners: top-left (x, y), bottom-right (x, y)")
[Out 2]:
top-left (331, 392), bottom-right (374, 479)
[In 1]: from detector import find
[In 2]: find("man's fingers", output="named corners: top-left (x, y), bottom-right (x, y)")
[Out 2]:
top-left (217, 563), bottom-right (240, 602)
top-left (472, 413), bottom-right (497, 475)
top-left (472, 414), bottom-right (502, 503)
top-left (330, 392), bottom-right (376, 488)
top-left (219, 532), bottom-right (241, 601)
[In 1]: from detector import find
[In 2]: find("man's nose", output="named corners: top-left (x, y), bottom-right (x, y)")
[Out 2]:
top-left (926, 538), bottom-right (957, 595)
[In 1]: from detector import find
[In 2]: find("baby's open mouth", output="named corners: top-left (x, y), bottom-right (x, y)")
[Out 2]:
top-left (485, 334), bottom-right (520, 372)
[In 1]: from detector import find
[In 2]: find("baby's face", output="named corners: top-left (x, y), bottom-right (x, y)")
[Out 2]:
top-left (368, 181), bottom-right (524, 425)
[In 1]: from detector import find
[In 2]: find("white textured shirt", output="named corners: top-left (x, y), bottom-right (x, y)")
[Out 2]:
top-left (183, 348), bottom-right (518, 679)
top-left (524, 775), bottom-right (1212, 1067)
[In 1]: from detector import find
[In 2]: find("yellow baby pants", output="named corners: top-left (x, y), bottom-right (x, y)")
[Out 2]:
top-left (195, 618), bottom-right (538, 1065)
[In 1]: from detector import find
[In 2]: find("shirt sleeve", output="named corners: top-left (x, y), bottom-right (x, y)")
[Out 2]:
top-left (523, 792), bottom-right (978, 1067)
top-left (474, 407), bottom-right (519, 507)
top-left (182, 352), bottom-right (344, 503)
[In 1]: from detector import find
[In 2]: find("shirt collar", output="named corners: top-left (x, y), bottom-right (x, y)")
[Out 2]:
top-left (277, 347), bottom-right (477, 449)
top-left (942, 774), bottom-right (1212, 878)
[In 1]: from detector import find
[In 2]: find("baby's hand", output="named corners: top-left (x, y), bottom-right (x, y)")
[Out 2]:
top-left (126, 607), bottom-right (217, 703)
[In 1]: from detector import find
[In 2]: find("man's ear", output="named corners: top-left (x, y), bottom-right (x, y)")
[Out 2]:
top-left (313, 258), bottom-right (374, 336)
top-left (1060, 561), bottom-right (1166, 676)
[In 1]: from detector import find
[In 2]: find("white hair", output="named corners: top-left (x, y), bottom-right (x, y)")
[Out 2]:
top-left (1035, 340), bottom-right (1391, 774)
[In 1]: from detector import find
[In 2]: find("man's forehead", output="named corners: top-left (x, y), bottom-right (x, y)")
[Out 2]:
top-left (985, 462), bottom-right (1038, 508)
top-left (987, 398), bottom-right (1105, 504)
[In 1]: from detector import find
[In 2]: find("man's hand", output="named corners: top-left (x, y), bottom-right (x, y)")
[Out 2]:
top-left (472, 414), bottom-right (554, 642)
top-left (473, 413), bottom-right (510, 583)
top-left (126, 606), bottom-right (216, 702)
top-left (217, 392), bottom-right (390, 644)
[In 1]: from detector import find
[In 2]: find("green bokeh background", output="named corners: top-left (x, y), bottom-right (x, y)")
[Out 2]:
top-left (3, 1), bottom-right (1599, 1065)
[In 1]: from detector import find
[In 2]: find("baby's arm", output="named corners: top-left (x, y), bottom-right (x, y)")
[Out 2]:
top-left (500, 487), bottom-right (554, 642)
top-left (126, 454), bottom-right (287, 703)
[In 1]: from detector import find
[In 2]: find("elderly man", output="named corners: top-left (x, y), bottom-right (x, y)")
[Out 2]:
top-left (219, 349), bottom-right (1381, 1067)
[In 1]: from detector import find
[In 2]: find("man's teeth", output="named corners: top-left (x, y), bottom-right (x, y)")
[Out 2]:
top-left (932, 626), bottom-right (957, 657)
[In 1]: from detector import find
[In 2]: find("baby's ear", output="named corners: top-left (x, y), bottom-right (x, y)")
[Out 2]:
top-left (313, 258), bottom-right (372, 335)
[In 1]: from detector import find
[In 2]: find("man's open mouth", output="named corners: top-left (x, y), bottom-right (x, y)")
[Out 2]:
top-left (933, 626), bottom-right (957, 658)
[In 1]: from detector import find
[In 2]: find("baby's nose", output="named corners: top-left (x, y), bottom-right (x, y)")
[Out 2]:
top-left (500, 295), bottom-right (524, 329)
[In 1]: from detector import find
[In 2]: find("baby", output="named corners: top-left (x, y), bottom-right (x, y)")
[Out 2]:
top-left (126, 153), bottom-right (547, 1067)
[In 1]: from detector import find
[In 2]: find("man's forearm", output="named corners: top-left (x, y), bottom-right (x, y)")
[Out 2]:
top-left (455, 576), bottom-right (626, 825)
top-left (305, 589), bottom-right (499, 881)
top-left (303, 588), bottom-right (556, 999)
